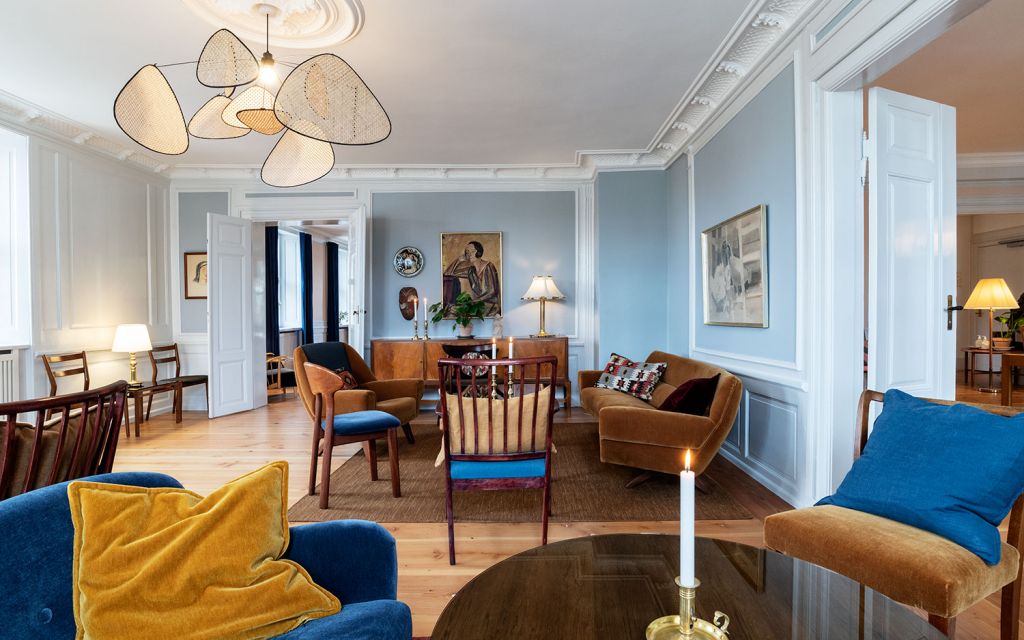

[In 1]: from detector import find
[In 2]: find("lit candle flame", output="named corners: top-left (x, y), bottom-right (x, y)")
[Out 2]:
top-left (684, 450), bottom-right (692, 472)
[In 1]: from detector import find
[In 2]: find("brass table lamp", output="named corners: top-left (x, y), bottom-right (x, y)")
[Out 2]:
top-left (112, 324), bottom-right (153, 387)
top-left (963, 278), bottom-right (1019, 393)
top-left (522, 275), bottom-right (565, 337)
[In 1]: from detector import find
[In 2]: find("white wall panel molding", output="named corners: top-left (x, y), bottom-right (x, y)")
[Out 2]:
top-left (0, 128), bottom-right (31, 349)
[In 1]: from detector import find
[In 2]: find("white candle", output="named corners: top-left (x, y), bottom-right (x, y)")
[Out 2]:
top-left (508, 336), bottom-right (515, 358)
top-left (491, 338), bottom-right (497, 377)
top-left (422, 297), bottom-right (427, 325)
top-left (680, 450), bottom-right (696, 587)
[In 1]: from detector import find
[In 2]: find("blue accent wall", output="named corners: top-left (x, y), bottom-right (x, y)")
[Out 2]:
top-left (596, 170), bottom-right (668, 362)
top-left (666, 158), bottom-right (690, 355)
top-left (370, 191), bottom-right (576, 339)
top-left (178, 191), bottom-right (228, 334)
top-left (693, 64), bottom-right (796, 362)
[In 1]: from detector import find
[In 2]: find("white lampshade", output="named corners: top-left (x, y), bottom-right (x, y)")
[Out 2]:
top-left (963, 278), bottom-right (1020, 310)
top-left (111, 324), bottom-right (153, 353)
top-left (522, 275), bottom-right (565, 301)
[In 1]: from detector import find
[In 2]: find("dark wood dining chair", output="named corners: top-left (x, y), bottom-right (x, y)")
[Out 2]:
top-left (41, 352), bottom-right (90, 420)
top-left (438, 355), bottom-right (558, 565)
top-left (0, 381), bottom-right (127, 499)
top-left (146, 344), bottom-right (208, 419)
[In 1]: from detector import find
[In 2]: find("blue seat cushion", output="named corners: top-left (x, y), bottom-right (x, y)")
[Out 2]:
top-left (450, 458), bottom-right (546, 480)
top-left (275, 599), bottom-right (411, 639)
top-left (818, 389), bottom-right (1024, 564)
top-left (322, 410), bottom-right (401, 436)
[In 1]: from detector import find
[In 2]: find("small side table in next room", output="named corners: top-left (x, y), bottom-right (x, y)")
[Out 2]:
top-left (123, 380), bottom-right (182, 437)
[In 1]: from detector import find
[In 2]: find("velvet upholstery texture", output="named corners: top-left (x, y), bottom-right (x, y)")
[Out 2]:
top-left (658, 373), bottom-right (720, 415)
top-left (579, 351), bottom-right (742, 476)
top-left (764, 505), bottom-right (1020, 618)
top-left (818, 389), bottom-right (1024, 564)
top-left (323, 410), bottom-right (401, 436)
top-left (0, 473), bottom-right (412, 640)
top-left (67, 462), bottom-right (340, 639)
top-left (449, 458), bottom-right (546, 480)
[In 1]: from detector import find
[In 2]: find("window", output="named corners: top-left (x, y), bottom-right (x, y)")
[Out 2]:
top-left (278, 229), bottom-right (302, 329)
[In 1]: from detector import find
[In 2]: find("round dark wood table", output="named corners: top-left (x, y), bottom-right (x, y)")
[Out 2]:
top-left (431, 534), bottom-right (946, 640)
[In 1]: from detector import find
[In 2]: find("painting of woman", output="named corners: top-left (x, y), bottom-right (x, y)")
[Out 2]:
top-left (440, 233), bottom-right (502, 317)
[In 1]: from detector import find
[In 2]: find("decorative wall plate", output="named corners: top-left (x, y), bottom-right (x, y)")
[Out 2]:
top-left (393, 246), bottom-right (424, 277)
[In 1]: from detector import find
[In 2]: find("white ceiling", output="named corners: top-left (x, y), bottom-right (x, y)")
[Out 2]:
top-left (0, 0), bottom-right (749, 167)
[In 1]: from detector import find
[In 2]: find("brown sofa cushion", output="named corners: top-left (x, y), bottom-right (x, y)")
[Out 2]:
top-left (375, 397), bottom-right (419, 426)
top-left (764, 505), bottom-right (1020, 618)
top-left (580, 386), bottom-right (652, 414)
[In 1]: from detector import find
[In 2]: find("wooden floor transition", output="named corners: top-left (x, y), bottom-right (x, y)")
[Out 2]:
top-left (112, 381), bottom-right (1021, 639)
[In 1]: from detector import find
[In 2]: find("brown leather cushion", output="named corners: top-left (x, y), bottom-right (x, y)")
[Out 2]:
top-left (375, 397), bottom-right (418, 425)
top-left (764, 505), bottom-right (1020, 618)
top-left (580, 386), bottom-right (652, 414)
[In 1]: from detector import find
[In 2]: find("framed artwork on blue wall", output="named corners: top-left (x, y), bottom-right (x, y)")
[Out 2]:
top-left (701, 205), bottom-right (768, 327)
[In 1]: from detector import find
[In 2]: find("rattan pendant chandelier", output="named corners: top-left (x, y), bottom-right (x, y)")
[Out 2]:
top-left (114, 15), bottom-right (389, 187)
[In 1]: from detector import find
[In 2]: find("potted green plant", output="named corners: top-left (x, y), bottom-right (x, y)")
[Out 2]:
top-left (996, 309), bottom-right (1024, 349)
top-left (429, 293), bottom-right (485, 338)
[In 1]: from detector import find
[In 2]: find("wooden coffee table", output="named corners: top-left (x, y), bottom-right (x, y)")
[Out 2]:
top-left (431, 534), bottom-right (946, 639)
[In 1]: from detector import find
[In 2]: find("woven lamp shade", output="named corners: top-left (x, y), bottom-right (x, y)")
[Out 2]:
top-left (222, 86), bottom-right (282, 134)
top-left (964, 278), bottom-right (1020, 310)
top-left (262, 130), bottom-right (335, 187)
top-left (197, 29), bottom-right (258, 88)
top-left (274, 53), bottom-right (391, 145)
top-left (114, 65), bottom-right (188, 155)
top-left (189, 94), bottom-right (249, 139)
top-left (238, 109), bottom-right (284, 135)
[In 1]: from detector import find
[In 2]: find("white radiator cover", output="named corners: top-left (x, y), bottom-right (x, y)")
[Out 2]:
top-left (0, 349), bottom-right (19, 403)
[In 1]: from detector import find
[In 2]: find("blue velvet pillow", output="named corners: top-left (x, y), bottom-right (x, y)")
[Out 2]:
top-left (817, 389), bottom-right (1024, 565)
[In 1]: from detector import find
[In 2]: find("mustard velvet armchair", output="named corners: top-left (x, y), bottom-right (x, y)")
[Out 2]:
top-left (764, 390), bottom-right (1024, 640)
top-left (294, 343), bottom-right (423, 445)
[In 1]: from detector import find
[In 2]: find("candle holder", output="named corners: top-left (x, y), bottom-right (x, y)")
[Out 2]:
top-left (646, 578), bottom-right (730, 640)
top-left (412, 319), bottom-right (420, 340)
top-left (423, 319), bottom-right (430, 341)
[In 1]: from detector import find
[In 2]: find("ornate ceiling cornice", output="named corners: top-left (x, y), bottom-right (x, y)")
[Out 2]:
top-left (0, 0), bottom-right (815, 182)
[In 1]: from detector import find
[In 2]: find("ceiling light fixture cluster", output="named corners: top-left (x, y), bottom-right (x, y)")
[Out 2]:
top-left (113, 4), bottom-right (389, 187)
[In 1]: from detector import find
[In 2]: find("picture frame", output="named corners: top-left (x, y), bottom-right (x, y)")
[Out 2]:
top-left (701, 205), bottom-right (767, 327)
top-left (184, 252), bottom-right (208, 300)
top-left (440, 232), bottom-right (503, 318)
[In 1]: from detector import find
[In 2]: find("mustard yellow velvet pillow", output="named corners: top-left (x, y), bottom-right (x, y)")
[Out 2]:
top-left (67, 461), bottom-right (340, 640)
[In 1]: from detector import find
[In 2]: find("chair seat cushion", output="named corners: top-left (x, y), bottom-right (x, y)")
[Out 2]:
top-left (450, 458), bottom-right (546, 480)
top-left (274, 599), bottom-right (412, 639)
top-left (580, 386), bottom-right (653, 414)
top-left (764, 505), bottom-right (1020, 618)
top-left (158, 375), bottom-right (207, 385)
top-left (323, 411), bottom-right (400, 436)
top-left (375, 397), bottom-right (418, 425)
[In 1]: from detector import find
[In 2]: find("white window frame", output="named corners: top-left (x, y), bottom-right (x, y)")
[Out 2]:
top-left (278, 228), bottom-right (302, 330)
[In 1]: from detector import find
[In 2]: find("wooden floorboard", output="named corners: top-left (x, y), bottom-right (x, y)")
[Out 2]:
top-left (112, 390), bottom-right (1018, 639)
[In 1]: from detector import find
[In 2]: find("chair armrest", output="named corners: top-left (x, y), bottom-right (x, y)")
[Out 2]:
top-left (361, 379), bottom-right (424, 403)
top-left (284, 520), bottom-right (398, 604)
top-left (331, 389), bottom-right (377, 414)
top-left (578, 370), bottom-right (603, 390)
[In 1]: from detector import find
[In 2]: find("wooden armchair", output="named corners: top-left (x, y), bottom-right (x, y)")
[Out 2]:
top-left (0, 381), bottom-right (128, 499)
top-left (764, 390), bottom-right (1024, 639)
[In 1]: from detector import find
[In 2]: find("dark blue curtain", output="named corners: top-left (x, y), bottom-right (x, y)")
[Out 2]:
top-left (264, 225), bottom-right (280, 357)
top-left (326, 241), bottom-right (340, 342)
top-left (300, 232), bottom-right (314, 344)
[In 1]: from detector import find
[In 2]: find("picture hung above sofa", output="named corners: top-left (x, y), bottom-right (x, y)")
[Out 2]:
top-left (702, 204), bottom-right (768, 327)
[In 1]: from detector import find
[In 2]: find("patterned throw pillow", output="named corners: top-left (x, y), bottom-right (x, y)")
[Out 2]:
top-left (333, 370), bottom-right (359, 390)
top-left (594, 353), bottom-right (667, 401)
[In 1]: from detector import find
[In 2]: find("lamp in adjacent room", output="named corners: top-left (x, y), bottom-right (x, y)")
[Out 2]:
top-left (963, 278), bottom-right (1019, 393)
top-left (522, 276), bottom-right (565, 337)
top-left (112, 324), bottom-right (153, 387)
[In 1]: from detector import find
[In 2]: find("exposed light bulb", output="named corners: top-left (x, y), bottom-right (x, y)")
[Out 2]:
top-left (259, 51), bottom-right (278, 86)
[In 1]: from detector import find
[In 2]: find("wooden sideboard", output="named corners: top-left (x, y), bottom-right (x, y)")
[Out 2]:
top-left (371, 336), bottom-right (571, 413)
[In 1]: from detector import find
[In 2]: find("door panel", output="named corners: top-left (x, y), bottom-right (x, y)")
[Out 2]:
top-left (208, 213), bottom-right (254, 418)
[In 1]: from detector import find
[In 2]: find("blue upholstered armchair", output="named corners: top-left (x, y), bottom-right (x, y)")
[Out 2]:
top-left (0, 472), bottom-right (412, 639)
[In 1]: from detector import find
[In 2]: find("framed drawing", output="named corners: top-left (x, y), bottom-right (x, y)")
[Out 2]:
top-left (701, 205), bottom-right (767, 327)
top-left (440, 232), bottom-right (502, 318)
top-left (184, 252), bottom-right (208, 300)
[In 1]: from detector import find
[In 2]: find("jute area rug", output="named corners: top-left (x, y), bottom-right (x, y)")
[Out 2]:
top-left (288, 421), bottom-right (753, 523)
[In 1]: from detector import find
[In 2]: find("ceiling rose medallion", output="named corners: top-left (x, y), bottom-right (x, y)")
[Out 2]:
top-left (113, 0), bottom-right (386, 187)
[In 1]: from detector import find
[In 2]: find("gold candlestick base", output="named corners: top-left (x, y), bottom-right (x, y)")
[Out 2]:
top-left (413, 319), bottom-right (420, 340)
top-left (646, 578), bottom-right (730, 640)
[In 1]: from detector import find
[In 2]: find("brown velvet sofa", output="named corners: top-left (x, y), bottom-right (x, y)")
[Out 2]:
top-left (294, 342), bottom-right (424, 444)
top-left (578, 351), bottom-right (742, 480)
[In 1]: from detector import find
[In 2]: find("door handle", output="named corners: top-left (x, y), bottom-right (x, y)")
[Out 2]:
top-left (946, 294), bottom-right (963, 331)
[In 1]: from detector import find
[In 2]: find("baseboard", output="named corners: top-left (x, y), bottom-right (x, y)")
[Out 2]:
top-left (718, 447), bottom-right (804, 508)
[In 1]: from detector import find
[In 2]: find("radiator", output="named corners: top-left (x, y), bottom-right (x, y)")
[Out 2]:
top-left (0, 349), bottom-right (18, 403)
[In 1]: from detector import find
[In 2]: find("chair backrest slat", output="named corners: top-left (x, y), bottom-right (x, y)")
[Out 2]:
top-left (149, 344), bottom-right (182, 382)
top-left (42, 351), bottom-right (90, 398)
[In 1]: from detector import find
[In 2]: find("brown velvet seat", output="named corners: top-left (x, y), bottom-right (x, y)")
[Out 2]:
top-left (764, 390), bottom-right (1024, 639)
top-left (294, 342), bottom-right (424, 444)
top-left (578, 351), bottom-right (742, 482)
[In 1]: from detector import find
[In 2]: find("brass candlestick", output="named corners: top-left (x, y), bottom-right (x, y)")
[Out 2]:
top-left (646, 578), bottom-right (730, 640)
top-left (413, 319), bottom-right (420, 340)
top-left (423, 318), bottom-right (430, 340)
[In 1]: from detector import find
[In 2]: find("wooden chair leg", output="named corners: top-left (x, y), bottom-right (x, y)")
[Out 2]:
top-left (308, 433), bottom-right (320, 496)
top-left (446, 476), bottom-right (456, 565)
top-left (365, 440), bottom-right (379, 481)
top-left (204, 382), bottom-right (210, 411)
top-left (123, 405), bottom-right (131, 438)
top-left (319, 437), bottom-right (334, 509)
top-left (145, 393), bottom-right (154, 421)
top-left (625, 471), bottom-right (654, 488)
top-left (387, 427), bottom-right (401, 498)
top-left (541, 478), bottom-right (551, 545)
top-left (402, 423), bottom-right (415, 444)
top-left (1001, 571), bottom-right (1022, 640)
top-left (928, 614), bottom-right (956, 639)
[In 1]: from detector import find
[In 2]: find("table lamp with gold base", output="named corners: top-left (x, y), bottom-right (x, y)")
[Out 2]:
top-left (522, 275), bottom-right (565, 337)
top-left (963, 277), bottom-right (1019, 393)
top-left (112, 324), bottom-right (153, 388)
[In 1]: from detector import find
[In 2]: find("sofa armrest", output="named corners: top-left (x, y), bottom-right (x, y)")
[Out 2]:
top-left (361, 378), bottom-right (424, 403)
top-left (285, 520), bottom-right (398, 604)
top-left (599, 406), bottom-right (718, 471)
top-left (578, 370), bottom-right (603, 390)
top-left (330, 389), bottom-right (377, 414)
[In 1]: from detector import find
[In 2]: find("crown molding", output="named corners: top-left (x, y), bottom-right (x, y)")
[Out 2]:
top-left (0, 0), bottom-right (816, 182)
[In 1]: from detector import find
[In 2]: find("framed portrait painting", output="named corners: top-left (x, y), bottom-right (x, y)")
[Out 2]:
top-left (701, 205), bottom-right (767, 327)
top-left (440, 232), bottom-right (502, 318)
top-left (184, 252), bottom-right (208, 300)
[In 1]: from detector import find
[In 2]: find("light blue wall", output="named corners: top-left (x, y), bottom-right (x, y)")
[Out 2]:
top-left (370, 191), bottom-right (576, 339)
top-left (178, 192), bottom-right (228, 333)
top-left (596, 170), bottom-right (668, 362)
top-left (693, 64), bottom-right (796, 362)
top-left (666, 158), bottom-right (690, 355)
